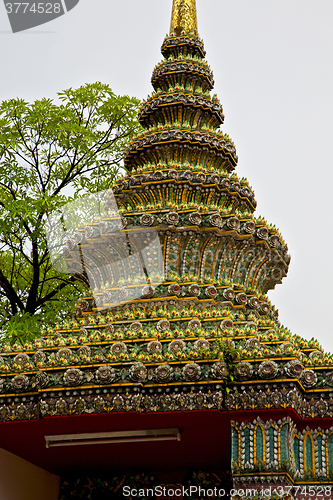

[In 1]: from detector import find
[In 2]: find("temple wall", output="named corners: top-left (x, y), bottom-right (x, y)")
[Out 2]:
top-left (0, 447), bottom-right (59, 500)
top-left (232, 417), bottom-right (333, 494)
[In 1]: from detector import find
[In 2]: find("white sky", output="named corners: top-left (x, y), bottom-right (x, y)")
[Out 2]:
top-left (1, 0), bottom-right (333, 351)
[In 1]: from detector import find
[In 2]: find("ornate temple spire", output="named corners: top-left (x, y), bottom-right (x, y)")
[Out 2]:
top-left (170, 0), bottom-right (198, 36)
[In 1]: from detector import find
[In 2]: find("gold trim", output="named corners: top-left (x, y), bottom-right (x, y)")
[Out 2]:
top-left (170, 0), bottom-right (198, 36)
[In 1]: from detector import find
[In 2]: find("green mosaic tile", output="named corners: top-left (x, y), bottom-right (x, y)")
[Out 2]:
top-left (244, 427), bottom-right (250, 463)
top-left (280, 424), bottom-right (289, 464)
top-left (256, 426), bottom-right (264, 461)
top-left (328, 434), bottom-right (333, 474)
top-left (305, 435), bottom-right (313, 471)
top-left (317, 435), bottom-right (323, 471)
top-left (232, 428), bottom-right (239, 464)
top-left (294, 437), bottom-right (300, 471)
top-left (269, 426), bottom-right (275, 463)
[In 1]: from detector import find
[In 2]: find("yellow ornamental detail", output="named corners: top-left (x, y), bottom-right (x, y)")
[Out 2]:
top-left (170, 0), bottom-right (198, 36)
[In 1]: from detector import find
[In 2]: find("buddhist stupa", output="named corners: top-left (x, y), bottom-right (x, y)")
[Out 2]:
top-left (0, 1), bottom-right (333, 498)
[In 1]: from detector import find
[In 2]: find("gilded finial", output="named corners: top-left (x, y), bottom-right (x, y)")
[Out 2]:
top-left (170, 0), bottom-right (198, 36)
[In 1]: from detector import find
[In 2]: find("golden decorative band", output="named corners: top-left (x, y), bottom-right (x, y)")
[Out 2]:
top-left (170, 0), bottom-right (198, 36)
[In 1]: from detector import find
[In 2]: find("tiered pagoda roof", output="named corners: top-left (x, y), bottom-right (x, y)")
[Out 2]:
top-left (1, 0), bottom-right (333, 492)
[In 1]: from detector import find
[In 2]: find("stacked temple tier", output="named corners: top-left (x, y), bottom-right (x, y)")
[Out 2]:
top-left (2, 1), bottom-right (333, 492)
top-left (65, 32), bottom-right (291, 306)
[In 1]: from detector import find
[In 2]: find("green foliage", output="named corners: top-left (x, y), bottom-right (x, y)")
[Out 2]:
top-left (197, 337), bottom-right (239, 392)
top-left (216, 338), bottom-right (239, 391)
top-left (0, 83), bottom-right (142, 342)
top-left (5, 313), bottom-right (42, 346)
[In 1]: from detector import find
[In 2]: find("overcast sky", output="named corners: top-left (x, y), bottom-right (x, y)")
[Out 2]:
top-left (1, 0), bottom-right (333, 351)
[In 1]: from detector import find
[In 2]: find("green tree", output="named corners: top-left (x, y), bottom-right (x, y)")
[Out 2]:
top-left (0, 82), bottom-right (141, 341)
